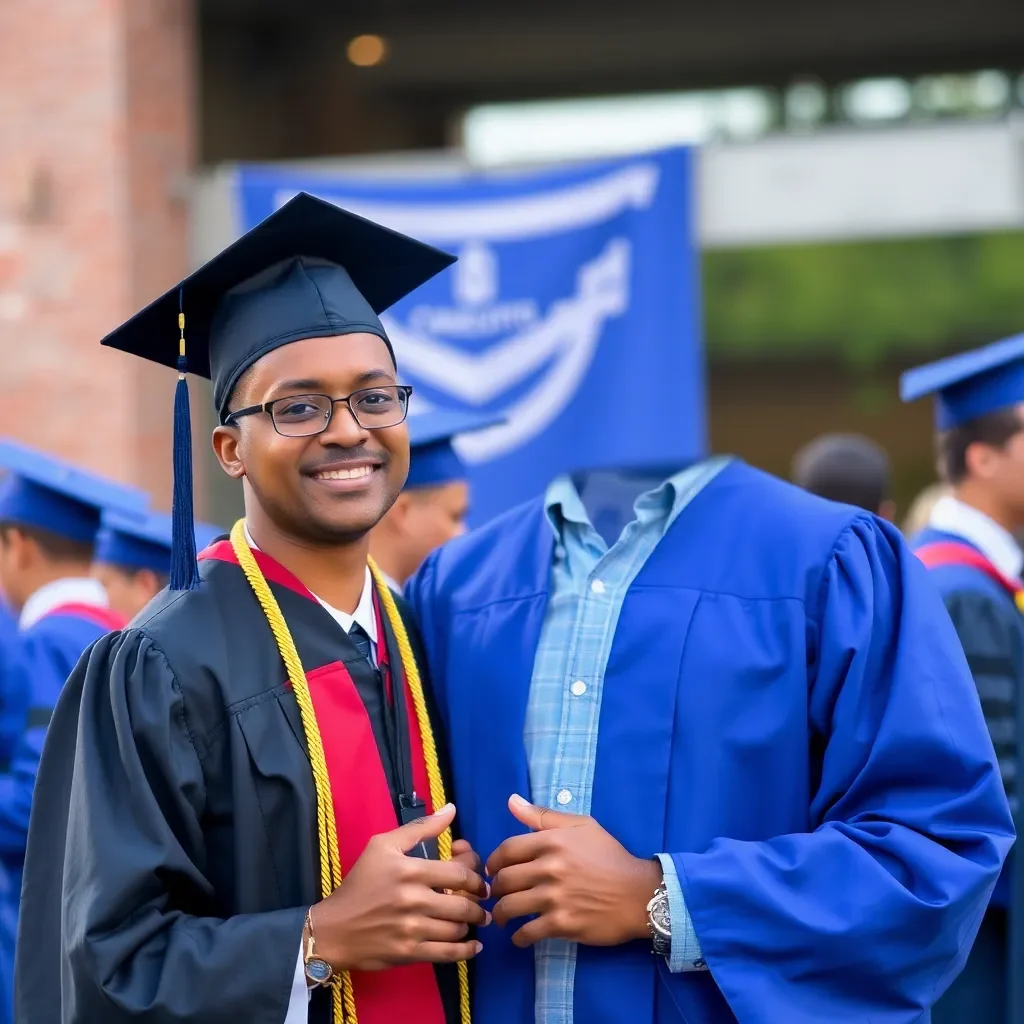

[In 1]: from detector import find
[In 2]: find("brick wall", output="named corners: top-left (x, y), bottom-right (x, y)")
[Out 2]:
top-left (0, 0), bottom-right (195, 508)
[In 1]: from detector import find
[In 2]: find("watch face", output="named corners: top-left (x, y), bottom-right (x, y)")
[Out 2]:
top-left (305, 958), bottom-right (333, 985)
top-left (647, 888), bottom-right (671, 938)
top-left (650, 899), bottom-right (672, 937)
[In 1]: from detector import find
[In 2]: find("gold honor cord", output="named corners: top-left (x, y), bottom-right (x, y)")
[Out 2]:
top-left (229, 521), bottom-right (471, 1024)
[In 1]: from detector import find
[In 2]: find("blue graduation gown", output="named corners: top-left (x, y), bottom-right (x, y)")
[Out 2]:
top-left (0, 609), bottom-right (29, 773)
top-left (407, 461), bottom-right (1014, 1024)
top-left (0, 603), bottom-right (124, 1024)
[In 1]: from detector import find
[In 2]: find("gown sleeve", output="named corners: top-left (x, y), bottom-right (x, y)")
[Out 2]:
top-left (0, 621), bottom-right (29, 773)
top-left (14, 628), bottom-right (306, 1024)
top-left (943, 587), bottom-right (1022, 813)
top-left (668, 516), bottom-right (1016, 1023)
top-left (0, 633), bottom-right (63, 859)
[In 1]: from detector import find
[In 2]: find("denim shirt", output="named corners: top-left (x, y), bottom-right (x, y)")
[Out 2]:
top-left (523, 458), bottom-right (730, 1022)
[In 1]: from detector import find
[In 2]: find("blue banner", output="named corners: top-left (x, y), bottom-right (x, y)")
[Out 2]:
top-left (237, 149), bottom-right (703, 525)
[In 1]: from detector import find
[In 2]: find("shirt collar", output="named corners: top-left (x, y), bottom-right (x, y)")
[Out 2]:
top-left (929, 495), bottom-right (1024, 579)
top-left (544, 475), bottom-right (592, 533)
top-left (19, 576), bottom-right (109, 631)
top-left (328, 571), bottom-right (378, 645)
top-left (543, 457), bottom-right (732, 543)
top-left (243, 522), bottom-right (378, 644)
top-left (379, 571), bottom-right (402, 595)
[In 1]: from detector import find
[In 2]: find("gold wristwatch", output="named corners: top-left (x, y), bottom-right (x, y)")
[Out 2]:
top-left (303, 908), bottom-right (334, 987)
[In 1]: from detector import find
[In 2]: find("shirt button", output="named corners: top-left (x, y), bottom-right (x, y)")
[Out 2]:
top-left (590, 579), bottom-right (606, 594)
top-left (556, 789), bottom-right (573, 805)
top-left (570, 680), bottom-right (587, 697)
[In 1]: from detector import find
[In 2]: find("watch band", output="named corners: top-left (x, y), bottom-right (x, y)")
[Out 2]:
top-left (303, 907), bottom-right (334, 987)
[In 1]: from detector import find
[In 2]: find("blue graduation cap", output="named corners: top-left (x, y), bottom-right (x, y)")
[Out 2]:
top-left (98, 192), bottom-right (456, 590)
top-left (406, 409), bottom-right (503, 489)
top-left (95, 511), bottom-right (225, 577)
top-left (0, 440), bottom-right (148, 545)
top-left (900, 332), bottom-right (1024, 429)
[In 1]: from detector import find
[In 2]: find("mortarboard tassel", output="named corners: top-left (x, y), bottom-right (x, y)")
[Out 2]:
top-left (170, 289), bottom-right (201, 591)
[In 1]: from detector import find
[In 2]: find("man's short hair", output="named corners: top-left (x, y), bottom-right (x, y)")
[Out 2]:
top-left (103, 561), bottom-right (170, 591)
top-left (937, 409), bottom-right (1023, 485)
top-left (0, 522), bottom-right (94, 563)
top-left (792, 434), bottom-right (891, 513)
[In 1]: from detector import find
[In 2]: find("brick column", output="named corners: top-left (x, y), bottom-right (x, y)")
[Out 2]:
top-left (0, 0), bottom-right (196, 509)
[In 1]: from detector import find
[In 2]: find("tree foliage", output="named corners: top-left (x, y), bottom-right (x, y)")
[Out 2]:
top-left (704, 232), bottom-right (1024, 363)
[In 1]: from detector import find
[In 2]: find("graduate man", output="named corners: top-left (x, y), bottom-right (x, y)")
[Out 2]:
top-left (901, 334), bottom-right (1024, 1024)
top-left (370, 409), bottom-right (500, 590)
top-left (17, 195), bottom-right (487, 1024)
top-left (0, 441), bottom-right (147, 1022)
top-left (92, 510), bottom-right (223, 620)
top-left (407, 439), bottom-right (1015, 1020)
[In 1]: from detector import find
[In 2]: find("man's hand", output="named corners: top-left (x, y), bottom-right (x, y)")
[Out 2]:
top-left (309, 803), bottom-right (489, 971)
top-left (451, 838), bottom-right (489, 901)
top-left (487, 793), bottom-right (662, 949)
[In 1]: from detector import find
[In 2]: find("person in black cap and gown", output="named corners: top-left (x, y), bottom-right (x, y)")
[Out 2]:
top-left (16, 194), bottom-right (487, 1024)
top-left (902, 334), bottom-right (1024, 1024)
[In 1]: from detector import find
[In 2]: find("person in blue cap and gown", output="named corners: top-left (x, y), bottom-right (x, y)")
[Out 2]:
top-left (405, 424), bottom-right (1015, 1022)
top-left (16, 194), bottom-right (488, 1024)
top-left (0, 603), bottom-right (29, 774)
top-left (901, 333), bottom-right (1024, 1024)
top-left (369, 409), bottom-right (501, 591)
top-left (92, 510), bottom-right (224, 621)
top-left (0, 603), bottom-right (27, 1024)
top-left (0, 439), bottom-right (147, 1023)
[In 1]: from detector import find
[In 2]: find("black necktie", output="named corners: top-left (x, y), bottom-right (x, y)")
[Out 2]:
top-left (348, 622), bottom-right (374, 665)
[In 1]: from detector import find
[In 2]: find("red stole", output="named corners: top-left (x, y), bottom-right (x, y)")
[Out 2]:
top-left (200, 541), bottom-right (445, 1024)
top-left (916, 540), bottom-right (1024, 611)
top-left (44, 602), bottom-right (128, 632)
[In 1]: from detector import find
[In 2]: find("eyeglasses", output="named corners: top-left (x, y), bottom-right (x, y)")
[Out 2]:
top-left (224, 385), bottom-right (413, 437)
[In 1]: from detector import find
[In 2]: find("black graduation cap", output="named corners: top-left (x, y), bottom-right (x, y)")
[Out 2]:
top-left (100, 192), bottom-right (456, 591)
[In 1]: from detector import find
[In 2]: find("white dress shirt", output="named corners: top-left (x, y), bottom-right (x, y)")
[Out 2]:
top-left (928, 495), bottom-right (1024, 579)
top-left (19, 576), bottom-right (109, 631)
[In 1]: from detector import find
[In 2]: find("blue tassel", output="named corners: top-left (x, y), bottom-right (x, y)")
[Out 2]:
top-left (170, 293), bottom-right (200, 591)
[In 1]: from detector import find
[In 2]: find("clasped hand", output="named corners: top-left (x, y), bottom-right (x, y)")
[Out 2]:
top-left (309, 803), bottom-right (489, 972)
top-left (310, 795), bottom-right (662, 971)
top-left (487, 793), bottom-right (662, 948)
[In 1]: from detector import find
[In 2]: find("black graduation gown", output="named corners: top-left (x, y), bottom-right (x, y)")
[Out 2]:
top-left (927, 587), bottom-right (1024, 1024)
top-left (14, 545), bottom-right (462, 1024)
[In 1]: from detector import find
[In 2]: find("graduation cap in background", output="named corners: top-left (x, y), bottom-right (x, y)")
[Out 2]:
top-left (0, 440), bottom-right (148, 545)
top-left (99, 192), bottom-right (456, 591)
top-left (406, 408), bottom-right (505, 490)
top-left (95, 510), bottom-right (225, 578)
top-left (900, 332), bottom-right (1024, 429)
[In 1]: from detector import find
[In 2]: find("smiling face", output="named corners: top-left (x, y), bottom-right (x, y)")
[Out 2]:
top-left (212, 333), bottom-right (410, 546)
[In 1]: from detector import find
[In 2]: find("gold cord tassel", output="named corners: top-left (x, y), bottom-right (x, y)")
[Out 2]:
top-left (230, 521), bottom-right (471, 1024)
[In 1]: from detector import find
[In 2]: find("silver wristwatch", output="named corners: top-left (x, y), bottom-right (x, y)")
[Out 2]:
top-left (646, 882), bottom-right (671, 957)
